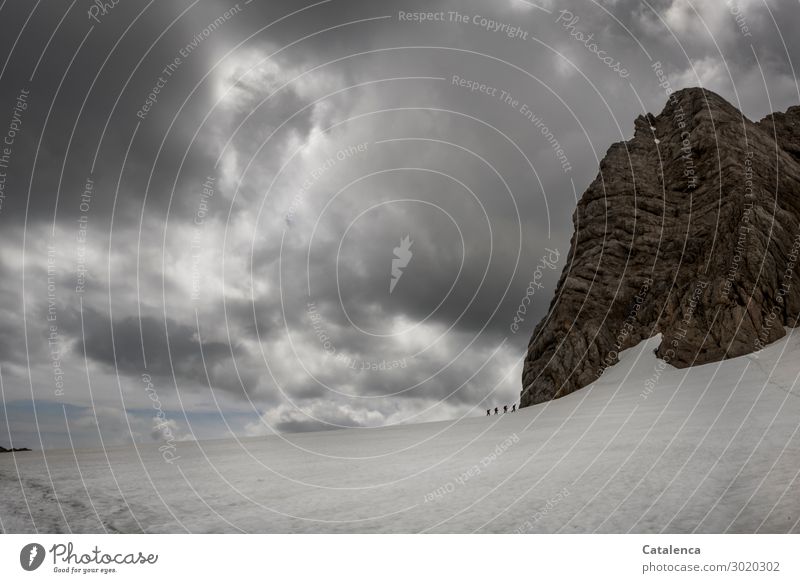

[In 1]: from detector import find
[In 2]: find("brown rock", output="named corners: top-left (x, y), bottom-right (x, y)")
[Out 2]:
top-left (521, 88), bottom-right (800, 407)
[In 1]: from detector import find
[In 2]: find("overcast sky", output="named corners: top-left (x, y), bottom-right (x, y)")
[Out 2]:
top-left (1, 0), bottom-right (799, 449)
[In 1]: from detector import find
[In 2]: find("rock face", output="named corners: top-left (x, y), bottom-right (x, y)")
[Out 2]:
top-left (521, 87), bottom-right (800, 407)
top-left (0, 446), bottom-right (31, 453)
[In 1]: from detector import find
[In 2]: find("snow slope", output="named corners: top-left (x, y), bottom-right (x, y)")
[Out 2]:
top-left (2, 331), bottom-right (800, 533)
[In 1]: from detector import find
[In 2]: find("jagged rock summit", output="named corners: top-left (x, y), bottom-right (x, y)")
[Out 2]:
top-left (521, 87), bottom-right (800, 407)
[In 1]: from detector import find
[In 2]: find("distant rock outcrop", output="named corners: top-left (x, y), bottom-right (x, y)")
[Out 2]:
top-left (521, 88), bottom-right (800, 407)
top-left (0, 446), bottom-right (31, 453)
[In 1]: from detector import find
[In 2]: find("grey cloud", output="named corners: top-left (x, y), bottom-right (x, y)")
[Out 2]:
top-left (2, 0), bottom-right (800, 440)
top-left (65, 306), bottom-right (252, 397)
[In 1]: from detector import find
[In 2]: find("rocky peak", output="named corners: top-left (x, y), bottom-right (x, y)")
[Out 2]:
top-left (521, 87), bottom-right (800, 407)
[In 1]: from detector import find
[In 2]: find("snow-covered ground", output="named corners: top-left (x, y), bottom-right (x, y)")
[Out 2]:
top-left (2, 331), bottom-right (799, 533)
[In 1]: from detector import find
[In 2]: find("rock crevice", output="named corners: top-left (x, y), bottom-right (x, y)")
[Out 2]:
top-left (521, 88), bottom-right (800, 407)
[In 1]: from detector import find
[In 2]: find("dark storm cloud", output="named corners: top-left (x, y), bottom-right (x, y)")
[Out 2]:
top-left (1, 0), bottom-right (797, 225)
top-left (0, 1), bottom-right (215, 221)
top-left (65, 306), bottom-right (250, 396)
top-left (2, 0), bottom-right (800, 444)
top-left (0, 254), bottom-right (28, 367)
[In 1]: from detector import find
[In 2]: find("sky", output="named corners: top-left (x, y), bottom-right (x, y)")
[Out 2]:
top-left (1, 0), bottom-right (799, 449)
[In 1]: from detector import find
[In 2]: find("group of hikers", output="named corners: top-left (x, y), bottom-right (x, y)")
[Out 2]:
top-left (487, 404), bottom-right (516, 415)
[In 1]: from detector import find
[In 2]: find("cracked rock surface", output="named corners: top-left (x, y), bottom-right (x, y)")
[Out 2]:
top-left (521, 88), bottom-right (800, 407)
